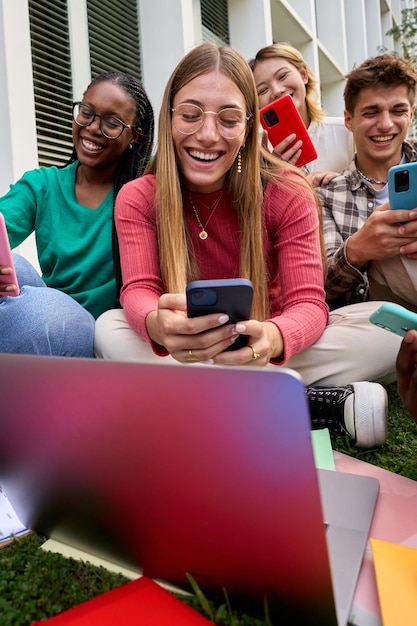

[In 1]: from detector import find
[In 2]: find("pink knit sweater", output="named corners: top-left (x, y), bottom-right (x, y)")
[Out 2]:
top-left (116, 173), bottom-right (329, 364)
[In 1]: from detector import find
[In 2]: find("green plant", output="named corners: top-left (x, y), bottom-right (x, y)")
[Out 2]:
top-left (0, 534), bottom-right (127, 626)
top-left (387, 8), bottom-right (417, 61)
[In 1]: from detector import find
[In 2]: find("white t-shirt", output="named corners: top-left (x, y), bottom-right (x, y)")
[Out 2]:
top-left (306, 117), bottom-right (355, 174)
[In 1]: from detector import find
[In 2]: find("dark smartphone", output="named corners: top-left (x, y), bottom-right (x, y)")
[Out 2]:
top-left (259, 94), bottom-right (317, 167)
top-left (0, 212), bottom-right (19, 296)
top-left (388, 162), bottom-right (417, 212)
top-left (369, 302), bottom-right (417, 337)
top-left (186, 278), bottom-right (253, 351)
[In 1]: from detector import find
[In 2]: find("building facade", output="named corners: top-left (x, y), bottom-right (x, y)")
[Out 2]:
top-left (0, 0), bottom-right (414, 260)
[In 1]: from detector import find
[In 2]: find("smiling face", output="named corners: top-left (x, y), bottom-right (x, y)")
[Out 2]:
top-left (72, 81), bottom-right (138, 174)
top-left (252, 57), bottom-right (309, 124)
top-left (171, 70), bottom-right (249, 194)
top-left (345, 84), bottom-right (415, 169)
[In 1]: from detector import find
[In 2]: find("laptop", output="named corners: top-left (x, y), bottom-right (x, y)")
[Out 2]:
top-left (0, 353), bottom-right (379, 625)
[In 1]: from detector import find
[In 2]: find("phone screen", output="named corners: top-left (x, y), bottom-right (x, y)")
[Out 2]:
top-left (186, 278), bottom-right (253, 351)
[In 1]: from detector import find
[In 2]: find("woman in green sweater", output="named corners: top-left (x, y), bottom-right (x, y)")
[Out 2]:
top-left (0, 70), bottom-right (154, 356)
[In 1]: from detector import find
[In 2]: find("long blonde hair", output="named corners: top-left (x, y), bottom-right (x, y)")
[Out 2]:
top-left (249, 43), bottom-right (326, 124)
top-left (146, 42), bottom-right (323, 320)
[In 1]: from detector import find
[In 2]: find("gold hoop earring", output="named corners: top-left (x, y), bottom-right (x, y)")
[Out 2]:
top-left (237, 149), bottom-right (242, 174)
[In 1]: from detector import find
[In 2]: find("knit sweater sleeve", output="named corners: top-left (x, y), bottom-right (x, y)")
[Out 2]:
top-left (263, 173), bottom-right (329, 364)
top-left (116, 175), bottom-right (167, 352)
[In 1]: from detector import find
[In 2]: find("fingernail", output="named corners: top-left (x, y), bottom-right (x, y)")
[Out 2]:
top-left (218, 315), bottom-right (229, 324)
top-left (235, 323), bottom-right (246, 332)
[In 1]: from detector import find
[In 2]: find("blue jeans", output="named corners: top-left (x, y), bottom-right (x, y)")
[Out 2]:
top-left (0, 254), bottom-right (95, 357)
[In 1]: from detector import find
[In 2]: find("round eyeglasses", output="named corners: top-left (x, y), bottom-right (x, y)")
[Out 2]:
top-left (72, 102), bottom-right (135, 139)
top-left (171, 103), bottom-right (251, 139)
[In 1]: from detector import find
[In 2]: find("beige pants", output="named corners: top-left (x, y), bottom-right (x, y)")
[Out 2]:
top-left (94, 301), bottom-right (401, 387)
top-left (369, 257), bottom-right (417, 313)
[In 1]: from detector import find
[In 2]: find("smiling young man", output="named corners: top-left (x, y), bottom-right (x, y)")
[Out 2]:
top-left (317, 54), bottom-right (417, 311)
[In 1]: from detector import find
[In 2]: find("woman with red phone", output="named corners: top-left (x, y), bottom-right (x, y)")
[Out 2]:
top-left (250, 43), bottom-right (354, 187)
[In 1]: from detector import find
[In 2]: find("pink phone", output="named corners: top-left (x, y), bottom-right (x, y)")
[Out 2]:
top-left (0, 212), bottom-right (19, 296)
top-left (259, 94), bottom-right (317, 167)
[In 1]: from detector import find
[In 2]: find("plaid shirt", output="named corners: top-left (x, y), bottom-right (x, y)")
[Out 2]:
top-left (317, 140), bottom-right (417, 305)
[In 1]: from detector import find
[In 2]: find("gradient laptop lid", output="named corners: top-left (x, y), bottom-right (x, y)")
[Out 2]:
top-left (0, 353), bottom-right (378, 625)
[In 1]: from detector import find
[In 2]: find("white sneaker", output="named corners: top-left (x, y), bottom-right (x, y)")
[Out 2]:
top-left (306, 382), bottom-right (388, 449)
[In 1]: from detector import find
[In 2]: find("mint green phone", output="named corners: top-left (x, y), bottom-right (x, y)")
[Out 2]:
top-left (369, 302), bottom-right (417, 337)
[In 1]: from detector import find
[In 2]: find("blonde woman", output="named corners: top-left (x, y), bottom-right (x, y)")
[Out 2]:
top-left (250, 43), bottom-right (354, 187)
top-left (95, 42), bottom-right (401, 448)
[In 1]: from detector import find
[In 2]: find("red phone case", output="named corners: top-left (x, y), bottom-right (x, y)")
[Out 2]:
top-left (0, 212), bottom-right (19, 296)
top-left (259, 94), bottom-right (317, 167)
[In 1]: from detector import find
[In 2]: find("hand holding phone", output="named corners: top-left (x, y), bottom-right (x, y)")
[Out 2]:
top-left (186, 278), bottom-right (253, 351)
top-left (369, 302), bottom-right (417, 337)
top-left (0, 212), bottom-right (19, 297)
top-left (259, 95), bottom-right (317, 167)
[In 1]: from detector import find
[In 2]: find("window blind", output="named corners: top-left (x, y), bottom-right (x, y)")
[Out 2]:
top-left (28, 0), bottom-right (73, 167)
top-left (28, 1), bottom-right (142, 168)
top-left (201, 0), bottom-right (229, 45)
top-left (86, 0), bottom-right (142, 79)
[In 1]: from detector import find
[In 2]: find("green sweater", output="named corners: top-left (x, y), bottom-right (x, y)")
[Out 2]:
top-left (0, 161), bottom-right (117, 319)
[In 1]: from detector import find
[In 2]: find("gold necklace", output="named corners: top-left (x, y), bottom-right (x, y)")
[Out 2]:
top-left (188, 190), bottom-right (225, 240)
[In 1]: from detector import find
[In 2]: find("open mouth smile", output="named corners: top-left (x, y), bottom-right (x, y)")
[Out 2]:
top-left (81, 138), bottom-right (104, 152)
top-left (370, 134), bottom-right (395, 144)
top-left (187, 149), bottom-right (221, 162)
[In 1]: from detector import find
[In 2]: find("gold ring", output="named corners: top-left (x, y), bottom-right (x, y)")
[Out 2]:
top-left (185, 349), bottom-right (199, 363)
top-left (250, 346), bottom-right (261, 360)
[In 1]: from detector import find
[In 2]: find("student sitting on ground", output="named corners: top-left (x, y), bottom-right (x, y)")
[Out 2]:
top-left (0, 71), bottom-right (154, 357)
top-left (317, 53), bottom-right (417, 313)
top-left (94, 43), bottom-right (401, 449)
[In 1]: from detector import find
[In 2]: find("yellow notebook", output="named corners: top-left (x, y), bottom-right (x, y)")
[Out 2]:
top-left (371, 538), bottom-right (417, 626)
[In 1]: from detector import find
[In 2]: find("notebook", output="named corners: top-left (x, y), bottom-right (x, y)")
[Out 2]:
top-left (31, 576), bottom-right (213, 625)
top-left (0, 353), bottom-right (379, 625)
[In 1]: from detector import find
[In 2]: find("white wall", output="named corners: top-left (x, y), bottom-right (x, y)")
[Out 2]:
top-left (0, 0), bottom-right (38, 194)
top-left (0, 0), bottom-right (39, 267)
top-left (228, 0), bottom-right (273, 60)
top-left (138, 0), bottom-right (201, 125)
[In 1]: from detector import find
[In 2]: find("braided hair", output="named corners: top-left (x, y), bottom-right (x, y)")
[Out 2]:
top-left (67, 70), bottom-right (154, 302)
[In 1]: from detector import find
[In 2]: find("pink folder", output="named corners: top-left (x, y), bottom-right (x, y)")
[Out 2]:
top-left (334, 452), bottom-right (417, 625)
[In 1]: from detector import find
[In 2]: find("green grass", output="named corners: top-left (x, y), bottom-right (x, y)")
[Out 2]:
top-left (331, 382), bottom-right (417, 481)
top-left (1, 382), bottom-right (416, 625)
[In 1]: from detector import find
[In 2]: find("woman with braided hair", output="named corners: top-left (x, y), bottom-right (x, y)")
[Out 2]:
top-left (0, 70), bottom-right (154, 356)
